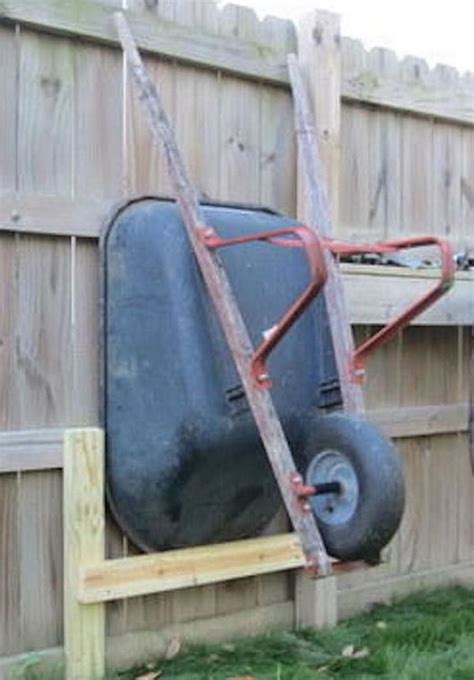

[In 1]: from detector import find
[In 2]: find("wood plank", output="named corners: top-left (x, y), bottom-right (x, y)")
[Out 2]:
top-left (259, 84), bottom-right (296, 215)
top-left (295, 575), bottom-right (337, 629)
top-left (0, 192), bottom-right (115, 237)
top-left (0, 429), bottom-right (63, 472)
top-left (11, 235), bottom-right (73, 429)
top-left (341, 264), bottom-right (474, 327)
top-left (0, 25), bottom-right (17, 192)
top-left (397, 437), bottom-right (432, 574)
top-left (339, 104), bottom-right (371, 238)
top-left (400, 115), bottom-right (434, 234)
top-left (63, 428), bottom-right (105, 680)
top-left (2, 403), bottom-right (468, 473)
top-left (2, 195), bottom-right (474, 257)
top-left (369, 403), bottom-right (469, 438)
top-left (74, 42), bottom-right (123, 199)
top-left (214, 5), bottom-right (265, 617)
top-left (290, 18), bottom-right (364, 415)
top-left (341, 38), bottom-right (474, 126)
top-left (0, 0), bottom-right (290, 85)
top-left (0, 234), bottom-right (16, 430)
top-left (427, 434), bottom-right (459, 568)
top-left (19, 471), bottom-right (63, 650)
top-left (0, 474), bottom-right (20, 656)
top-left (258, 19), bottom-right (295, 206)
top-left (218, 74), bottom-right (261, 204)
top-left (457, 431), bottom-right (474, 563)
top-left (71, 241), bottom-right (100, 426)
top-left (337, 559), bottom-right (474, 620)
top-left (17, 29), bottom-right (74, 195)
top-left (192, 67), bottom-right (221, 202)
top-left (292, 10), bottom-right (350, 628)
top-left (125, 56), bottom-right (175, 196)
top-left (1, 2), bottom-right (473, 126)
top-left (460, 128), bottom-right (474, 252)
top-left (79, 534), bottom-right (306, 604)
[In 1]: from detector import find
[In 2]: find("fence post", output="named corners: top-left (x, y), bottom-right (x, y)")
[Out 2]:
top-left (294, 9), bottom-right (342, 629)
top-left (64, 428), bottom-right (106, 679)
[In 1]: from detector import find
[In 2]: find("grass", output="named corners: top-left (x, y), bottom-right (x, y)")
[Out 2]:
top-left (109, 587), bottom-right (474, 680)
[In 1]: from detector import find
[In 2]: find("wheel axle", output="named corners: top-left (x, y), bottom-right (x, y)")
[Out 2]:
top-left (292, 479), bottom-right (341, 498)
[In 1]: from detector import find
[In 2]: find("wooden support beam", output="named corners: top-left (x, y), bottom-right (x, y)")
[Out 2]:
top-left (0, 191), bottom-right (114, 238)
top-left (79, 533), bottom-right (306, 604)
top-left (63, 429), bottom-right (105, 680)
top-left (0, 428), bottom-right (63, 472)
top-left (290, 15), bottom-right (365, 415)
top-left (370, 403), bottom-right (469, 439)
top-left (290, 9), bottom-right (347, 629)
top-left (1, 404), bottom-right (469, 474)
top-left (341, 264), bottom-right (474, 327)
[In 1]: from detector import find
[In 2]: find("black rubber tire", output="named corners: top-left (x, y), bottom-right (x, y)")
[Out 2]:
top-left (302, 412), bottom-right (405, 562)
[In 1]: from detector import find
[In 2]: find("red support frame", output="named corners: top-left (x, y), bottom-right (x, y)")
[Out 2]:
top-left (199, 225), bottom-right (328, 389)
top-left (201, 228), bottom-right (455, 390)
top-left (326, 236), bottom-right (455, 382)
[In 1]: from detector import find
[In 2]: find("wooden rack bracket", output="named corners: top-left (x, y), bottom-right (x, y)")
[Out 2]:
top-left (63, 428), bottom-right (315, 679)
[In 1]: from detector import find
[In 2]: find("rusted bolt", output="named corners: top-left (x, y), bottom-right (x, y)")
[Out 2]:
top-left (257, 373), bottom-right (270, 383)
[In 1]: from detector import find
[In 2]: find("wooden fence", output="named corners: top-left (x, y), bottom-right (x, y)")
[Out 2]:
top-left (0, 0), bottom-right (473, 675)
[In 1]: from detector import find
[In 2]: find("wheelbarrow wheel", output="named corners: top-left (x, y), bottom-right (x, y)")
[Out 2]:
top-left (303, 412), bottom-right (405, 562)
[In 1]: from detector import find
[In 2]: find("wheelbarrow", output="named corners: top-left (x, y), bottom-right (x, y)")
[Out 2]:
top-left (101, 197), bottom-right (454, 565)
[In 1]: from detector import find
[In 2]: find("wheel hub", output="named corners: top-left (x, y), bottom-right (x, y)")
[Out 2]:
top-left (306, 449), bottom-right (359, 525)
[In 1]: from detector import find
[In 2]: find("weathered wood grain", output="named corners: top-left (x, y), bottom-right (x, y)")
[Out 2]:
top-left (63, 429), bottom-right (105, 680)
top-left (74, 42), bottom-right (123, 199)
top-left (17, 30), bottom-right (74, 195)
top-left (19, 471), bottom-right (63, 650)
top-left (341, 264), bottom-right (474, 326)
top-left (2, 401), bottom-right (468, 473)
top-left (1, 2), bottom-right (473, 125)
top-left (0, 0), bottom-right (292, 85)
top-left (0, 25), bottom-right (17, 191)
top-left (0, 429), bottom-right (63, 472)
top-left (79, 534), bottom-right (306, 604)
top-left (342, 39), bottom-right (474, 125)
top-left (291, 15), bottom-right (365, 415)
top-left (291, 10), bottom-right (349, 629)
top-left (0, 474), bottom-right (20, 656)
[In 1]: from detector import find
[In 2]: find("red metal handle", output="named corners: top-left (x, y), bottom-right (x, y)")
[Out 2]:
top-left (199, 225), bottom-right (327, 389)
top-left (326, 236), bottom-right (455, 382)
